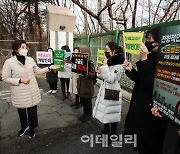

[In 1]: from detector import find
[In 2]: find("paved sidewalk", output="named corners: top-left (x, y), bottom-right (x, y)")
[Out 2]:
top-left (0, 79), bottom-right (80, 139)
top-left (0, 78), bottom-right (135, 154)
top-left (0, 78), bottom-right (132, 139)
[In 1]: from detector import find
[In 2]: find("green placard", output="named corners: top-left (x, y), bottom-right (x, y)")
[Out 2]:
top-left (54, 59), bottom-right (64, 71)
top-left (54, 50), bottom-right (65, 71)
top-left (54, 50), bottom-right (65, 59)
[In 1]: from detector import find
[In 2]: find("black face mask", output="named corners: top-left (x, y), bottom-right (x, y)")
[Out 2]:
top-left (105, 52), bottom-right (111, 59)
top-left (145, 41), bottom-right (155, 51)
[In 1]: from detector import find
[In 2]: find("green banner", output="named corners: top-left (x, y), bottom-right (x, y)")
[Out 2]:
top-left (54, 50), bottom-right (65, 71)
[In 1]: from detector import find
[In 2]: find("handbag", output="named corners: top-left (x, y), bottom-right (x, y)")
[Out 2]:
top-left (104, 82), bottom-right (120, 101)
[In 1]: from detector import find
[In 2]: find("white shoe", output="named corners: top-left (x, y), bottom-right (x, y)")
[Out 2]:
top-left (52, 90), bottom-right (57, 94)
top-left (47, 90), bottom-right (52, 93)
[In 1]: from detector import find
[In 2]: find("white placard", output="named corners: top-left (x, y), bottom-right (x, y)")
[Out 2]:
top-left (36, 51), bottom-right (53, 64)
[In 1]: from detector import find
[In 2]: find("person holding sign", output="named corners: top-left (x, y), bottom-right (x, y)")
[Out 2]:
top-left (58, 45), bottom-right (72, 100)
top-left (123, 28), bottom-right (167, 154)
top-left (2, 40), bottom-right (58, 139)
top-left (69, 47), bottom-right (82, 109)
top-left (93, 42), bottom-right (125, 139)
top-left (77, 46), bottom-right (96, 122)
top-left (46, 48), bottom-right (58, 94)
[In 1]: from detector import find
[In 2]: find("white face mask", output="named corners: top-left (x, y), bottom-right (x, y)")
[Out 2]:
top-left (19, 49), bottom-right (28, 56)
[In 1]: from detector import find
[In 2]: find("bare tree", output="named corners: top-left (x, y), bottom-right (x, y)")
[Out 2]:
top-left (132, 0), bottom-right (138, 28)
top-left (159, 0), bottom-right (179, 23)
top-left (70, 0), bottom-right (126, 32)
top-left (0, 0), bottom-right (28, 40)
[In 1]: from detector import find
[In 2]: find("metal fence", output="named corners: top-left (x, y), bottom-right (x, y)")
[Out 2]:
top-left (74, 20), bottom-right (180, 91)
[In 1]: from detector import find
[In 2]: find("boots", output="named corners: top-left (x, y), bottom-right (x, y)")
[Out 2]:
top-left (61, 92), bottom-right (66, 100)
top-left (99, 124), bottom-right (110, 135)
top-left (66, 92), bottom-right (72, 100)
top-left (111, 122), bottom-right (118, 135)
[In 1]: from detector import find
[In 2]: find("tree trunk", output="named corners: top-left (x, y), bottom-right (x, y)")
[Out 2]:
top-left (28, 1), bottom-right (34, 41)
top-left (34, 0), bottom-right (42, 49)
top-left (132, 0), bottom-right (138, 28)
top-left (82, 0), bottom-right (89, 35)
top-left (97, 0), bottom-right (102, 33)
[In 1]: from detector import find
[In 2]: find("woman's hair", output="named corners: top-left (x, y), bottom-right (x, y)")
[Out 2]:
top-left (105, 41), bottom-right (124, 55)
top-left (145, 27), bottom-right (160, 43)
top-left (47, 47), bottom-right (54, 52)
top-left (61, 45), bottom-right (71, 52)
top-left (73, 47), bottom-right (80, 52)
top-left (80, 46), bottom-right (91, 57)
top-left (12, 40), bottom-right (26, 56)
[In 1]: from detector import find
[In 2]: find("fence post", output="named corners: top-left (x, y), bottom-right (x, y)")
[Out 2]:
top-left (115, 30), bottom-right (120, 45)
top-left (87, 35), bottom-right (90, 47)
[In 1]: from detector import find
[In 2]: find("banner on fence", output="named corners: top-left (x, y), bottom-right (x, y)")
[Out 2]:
top-left (152, 25), bottom-right (180, 128)
top-left (123, 31), bottom-right (144, 55)
top-left (71, 53), bottom-right (88, 76)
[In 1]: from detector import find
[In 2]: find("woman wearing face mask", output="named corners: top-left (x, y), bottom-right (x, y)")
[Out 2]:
top-left (46, 47), bottom-right (58, 94)
top-left (123, 27), bottom-right (167, 154)
top-left (93, 42), bottom-right (125, 139)
top-left (2, 40), bottom-right (58, 138)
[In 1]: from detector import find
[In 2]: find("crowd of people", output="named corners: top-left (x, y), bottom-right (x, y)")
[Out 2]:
top-left (2, 27), bottom-right (179, 154)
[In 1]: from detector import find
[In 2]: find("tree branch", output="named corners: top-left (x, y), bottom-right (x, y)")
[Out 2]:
top-left (159, 0), bottom-right (177, 23)
top-left (153, 0), bottom-right (162, 24)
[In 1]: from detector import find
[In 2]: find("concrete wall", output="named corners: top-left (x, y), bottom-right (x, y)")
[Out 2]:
top-left (49, 31), bottom-right (73, 51)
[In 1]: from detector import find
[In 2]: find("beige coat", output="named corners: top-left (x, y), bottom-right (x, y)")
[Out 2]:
top-left (2, 56), bottom-right (49, 108)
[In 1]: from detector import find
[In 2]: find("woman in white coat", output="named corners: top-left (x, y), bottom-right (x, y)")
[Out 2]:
top-left (93, 42), bottom-right (125, 136)
top-left (2, 40), bottom-right (57, 138)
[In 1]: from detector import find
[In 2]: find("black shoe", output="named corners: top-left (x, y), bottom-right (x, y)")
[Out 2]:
top-left (78, 114), bottom-right (85, 121)
top-left (18, 126), bottom-right (29, 137)
top-left (109, 133), bottom-right (118, 146)
top-left (79, 114), bottom-right (91, 123)
top-left (70, 102), bottom-right (78, 107)
top-left (61, 96), bottom-right (66, 101)
top-left (29, 129), bottom-right (35, 139)
top-left (98, 130), bottom-right (110, 136)
top-left (74, 103), bottom-right (82, 109)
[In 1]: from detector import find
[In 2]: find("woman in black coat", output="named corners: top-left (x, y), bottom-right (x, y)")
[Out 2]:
top-left (46, 48), bottom-right (58, 94)
top-left (123, 27), bottom-right (167, 154)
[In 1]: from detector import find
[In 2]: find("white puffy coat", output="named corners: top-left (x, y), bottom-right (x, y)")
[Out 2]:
top-left (93, 64), bottom-right (123, 124)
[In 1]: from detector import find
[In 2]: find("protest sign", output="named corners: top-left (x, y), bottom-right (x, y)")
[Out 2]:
top-left (36, 51), bottom-right (53, 64)
top-left (71, 53), bottom-right (88, 76)
top-left (54, 50), bottom-right (65, 71)
top-left (97, 49), bottom-right (105, 65)
top-left (65, 52), bottom-right (72, 63)
top-left (123, 31), bottom-right (144, 55)
top-left (153, 25), bottom-right (180, 128)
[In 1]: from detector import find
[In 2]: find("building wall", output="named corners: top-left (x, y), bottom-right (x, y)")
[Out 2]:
top-left (49, 31), bottom-right (74, 51)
